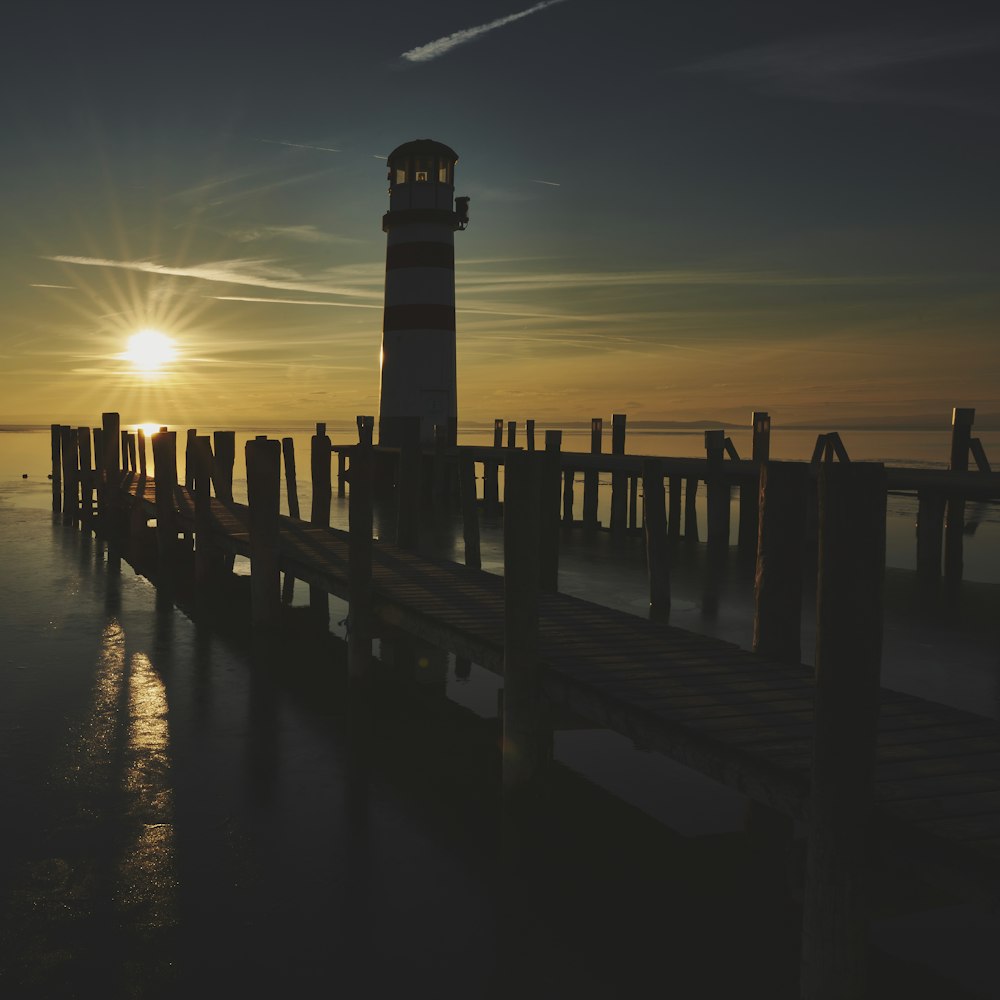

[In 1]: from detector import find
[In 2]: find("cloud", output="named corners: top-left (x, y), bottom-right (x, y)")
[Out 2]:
top-left (212, 295), bottom-right (382, 310)
top-left (529, 179), bottom-right (561, 187)
top-left (257, 138), bottom-right (341, 153)
top-left (231, 224), bottom-right (361, 245)
top-left (680, 26), bottom-right (1000, 110)
top-left (401, 0), bottom-right (569, 63)
top-left (45, 254), bottom-right (383, 300)
top-left (30, 283), bottom-right (76, 289)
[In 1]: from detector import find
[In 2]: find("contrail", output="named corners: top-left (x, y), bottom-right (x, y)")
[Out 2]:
top-left (257, 138), bottom-right (341, 153)
top-left (401, 0), bottom-right (569, 63)
top-left (529, 179), bottom-right (561, 187)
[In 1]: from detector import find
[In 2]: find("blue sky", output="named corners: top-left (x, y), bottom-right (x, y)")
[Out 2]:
top-left (2, 0), bottom-right (998, 427)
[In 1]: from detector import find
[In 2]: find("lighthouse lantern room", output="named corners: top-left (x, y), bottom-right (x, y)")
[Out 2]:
top-left (378, 139), bottom-right (468, 448)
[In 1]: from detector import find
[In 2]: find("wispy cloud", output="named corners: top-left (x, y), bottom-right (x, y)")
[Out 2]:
top-left (30, 283), bottom-right (76, 289)
top-left (529, 179), bottom-right (561, 187)
top-left (231, 224), bottom-right (361, 245)
top-left (680, 26), bottom-right (1000, 111)
top-left (401, 0), bottom-right (569, 63)
top-left (46, 254), bottom-right (383, 300)
top-left (212, 295), bottom-right (382, 310)
top-left (257, 138), bottom-right (341, 153)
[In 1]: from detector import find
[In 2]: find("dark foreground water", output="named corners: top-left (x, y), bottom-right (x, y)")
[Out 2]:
top-left (2, 437), bottom-right (999, 997)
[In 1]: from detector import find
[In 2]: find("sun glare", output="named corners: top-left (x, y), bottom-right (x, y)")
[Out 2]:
top-left (124, 329), bottom-right (177, 372)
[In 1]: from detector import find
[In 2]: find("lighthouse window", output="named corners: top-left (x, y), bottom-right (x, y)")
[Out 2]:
top-left (438, 163), bottom-right (450, 183)
top-left (395, 168), bottom-right (407, 184)
top-left (415, 170), bottom-right (429, 182)
top-left (414, 159), bottom-right (429, 181)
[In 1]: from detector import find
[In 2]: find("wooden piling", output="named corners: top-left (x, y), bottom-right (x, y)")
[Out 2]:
top-left (945, 407), bottom-right (973, 586)
top-left (562, 469), bottom-right (574, 526)
top-left (151, 432), bottom-right (178, 578)
top-left (126, 432), bottom-right (137, 473)
top-left (642, 459), bottom-right (670, 622)
top-left (458, 452), bottom-right (482, 569)
top-left (396, 417), bottom-right (421, 549)
top-left (60, 426), bottom-right (79, 525)
top-left (310, 424), bottom-right (332, 526)
top-left (684, 477), bottom-right (699, 543)
top-left (184, 428), bottom-right (197, 489)
top-left (212, 431), bottom-right (236, 502)
top-left (801, 462), bottom-right (885, 1000)
top-left (668, 475), bottom-right (681, 544)
top-left (506, 420), bottom-right (516, 450)
top-left (337, 450), bottom-right (347, 498)
top-left (705, 429), bottom-right (730, 554)
top-left (583, 417), bottom-right (602, 530)
top-left (752, 411), bottom-right (771, 463)
top-left (526, 419), bottom-right (535, 452)
top-left (78, 428), bottom-right (93, 528)
top-left (502, 450), bottom-right (549, 799)
top-left (50, 424), bottom-right (62, 512)
top-left (193, 435), bottom-right (219, 588)
top-left (137, 428), bottom-right (147, 476)
top-left (120, 430), bottom-right (130, 472)
top-left (753, 462), bottom-right (808, 664)
top-left (280, 437), bottom-right (301, 520)
top-left (484, 420), bottom-right (502, 518)
top-left (610, 413), bottom-right (627, 537)
top-left (100, 412), bottom-right (120, 537)
top-left (916, 490), bottom-right (945, 586)
top-left (245, 437), bottom-right (281, 629)
top-left (348, 418), bottom-right (375, 684)
top-left (540, 430), bottom-right (562, 592)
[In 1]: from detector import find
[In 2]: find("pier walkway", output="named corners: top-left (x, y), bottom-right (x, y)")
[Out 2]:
top-left (124, 473), bottom-right (1000, 906)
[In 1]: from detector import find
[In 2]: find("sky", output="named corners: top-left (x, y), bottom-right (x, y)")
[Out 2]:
top-left (1, 0), bottom-right (998, 430)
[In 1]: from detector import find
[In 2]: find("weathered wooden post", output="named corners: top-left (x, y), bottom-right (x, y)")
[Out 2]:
top-left (705, 429), bottom-right (730, 554)
top-left (944, 407), bottom-right (973, 586)
top-left (78, 428), bottom-right (93, 529)
top-left (136, 427), bottom-right (147, 476)
top-left (684, 477), bottom-right (699, 543)
top-left (525, 419), bottom-right (535, 452)
top-left (212, 431), bottom-right (235, 502)
top-left (628, 474), bottom-right (639, 531)
top-left (458, 451), bottom-right (481, 569)
top-left (738, 412), bottom-right (770, 558)
top-left (539, 430), bottom-right (562, 592)
top-left (126, 432), bottom-right (137, 474)
top-left (506, 420), bottom-right (516, 450)
top-left (184, 428), bottom-right (197, 489)
top-left (310, 422), bottom-right (332, 621)
top-left (100, 412), bottom-right (121, 537)
top-left (151, 431), bottom-right (178, 579)
top-left (348, 417), bottom-right (375, 686)
top-left (337, 450), bottom-right (347, 498)
top-left (753, 462), bottom-right (808, 664)
top-left (583, 417), bottom-right (602, 530)
top-left (50, 424), bottom-right (62, 513)
top-left (562, 468), bottom-right (574, 526)
top-left (668, 475), bottom-right (682, 544)
top-left (801, 462), bottom-right (885, 1000)
top-left (60, 426), bottom-right (79, 525)
top-left (396, 417), bottom-right (421, 549)
top-left (280, 437), bottom-right (301, 520)
top-left (245, 437), bottom-right (281, 629)
top-left (642, 459), bottom-right (670, 622)
top-left (916, 490), bottom-right (945, 588)
top-left (609, 413), bottom-right (627, 537)
top-left (502, 449), bottom-right (549, 800)
top-left (484, 420), bottom-right (502, 518)
top-left (193, 436), bottom-right (220, 589)
top-left (753, 411), bottom-right (771, 463)
top-left (120, 430), bottom-right (130, 473)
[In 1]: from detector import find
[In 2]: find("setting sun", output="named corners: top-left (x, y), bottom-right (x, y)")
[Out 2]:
top-left (124, 329), bottom-right (177, 372)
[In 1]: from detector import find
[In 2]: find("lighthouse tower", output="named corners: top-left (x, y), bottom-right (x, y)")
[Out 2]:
top-left (378, 139), bottom-right (469, 448)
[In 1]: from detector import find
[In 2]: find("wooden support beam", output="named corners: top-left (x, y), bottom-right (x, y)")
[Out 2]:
top-left (562, 468), bottom-right (574, 526)
top-left (245, 437), bottom-right (281, 629)
top-left (945, 407), bottom-right (974, 586)
top-left (280, 437), bottom-right (300, 520)
top-left (493, 418), bottom-right (504, 449)
top-left (78, 428), bottom-right (93, 529)
top-left (507, 420), bottom-right (516, 450)
top-left (50, 424), bottom-right (62, 513)
top-left (310, 424), bottom-right (332, 525)
top-left (668, 475), bottom-right (681, 544)
top-left (337, 449), bottom-right (347, 498)
top-left (628, 474), bottom-right (639, 531)
top-left (753, 462), bottom-right (807, 664)
top-left (502, 450), bottom-right (549, 800)
top-left (610, 413), bottom-right (627, 537)
top-left (705, 429), bottom-right (730, 553)
top-left (184, 428), bottom-right (197, 489)
top-left (583, 417), bottom-right (602, 530)
top-left (484, 420), bottom-right (502, 518)
top-left (525, 419), bottom-right (535, 452)
top-left (348, 418), bottom-right (375, 685)
top-left (970, 437), bottom-right (991, 473)
top-left (801, 462), bottom-right (885, 1000)
top-left (137, 428), bottom-right (147, 476)
top-left (100, 412), bottom-right (120, 538)
top-left (151, 431), bottom-right (178, 580)
top-left (540, 430), bottom-right (562, 592)
top-left (458, 452), bottom-right (481, 570)
top-left (212, 431), bottom-right (236, 502)
top-left (193, 435), bottom-right (220, 589)
top-left (642, 458), bottom-right (670, 622)
top-left (684, 477), bottom-right (699, 543)
top-left (121, 430), bottom-right (130, 472)
top-left (396, 417), bottom-right (421, 550)
top-left (60, 426), bottom-right (79, 525)
top-left (752, 411), bottom-right (771, 463)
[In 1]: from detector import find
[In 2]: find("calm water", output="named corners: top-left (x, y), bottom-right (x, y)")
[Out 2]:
top-left (2, 425), bottom-right (999, 997)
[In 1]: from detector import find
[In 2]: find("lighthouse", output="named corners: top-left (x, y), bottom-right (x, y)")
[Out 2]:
top-left (378, 139), bottom-right (469, 448)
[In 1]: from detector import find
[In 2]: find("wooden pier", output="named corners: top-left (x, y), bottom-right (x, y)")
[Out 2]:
top-left (48, 410), bottom-right (1000, 999)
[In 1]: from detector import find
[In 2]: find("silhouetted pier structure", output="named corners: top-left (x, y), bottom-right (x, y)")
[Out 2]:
top-left (48, 409), bottom-right (1000, 1000)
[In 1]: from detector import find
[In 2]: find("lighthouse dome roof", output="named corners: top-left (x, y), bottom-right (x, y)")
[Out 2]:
top-left (387, 139), bottom-right (458, 164)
